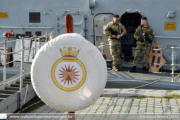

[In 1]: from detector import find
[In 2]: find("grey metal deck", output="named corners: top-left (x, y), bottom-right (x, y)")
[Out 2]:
top-left (106, 69), bottom-right (180, 90)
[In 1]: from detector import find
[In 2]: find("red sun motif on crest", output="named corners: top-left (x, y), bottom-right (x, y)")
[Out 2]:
top-left (58, 65), bottom-right (79, 85)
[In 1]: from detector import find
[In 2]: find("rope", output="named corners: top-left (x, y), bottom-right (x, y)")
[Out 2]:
top-left (107, 66), bottom-right (166, 90)
top-left (1, 44), bottom-right (44, 56)
top-left (111, 68), bottom-right (127, 78)
top-left (108, 68), bottom-right (135, 79)
top-left (106, 77), bottom-right (163, 97)
top-left (109, 79), bottom-right (164, 81)
top-left (0, 72), bottom-right (30, 86)
top-left (17, 100), bottom-right (43, 113)
top-left (2, 50), bottom-right (22, 55)
top-left (122, 71), bottom-right (135, 79)
top-left (5, 58), bottom-right (21, 64)
top-left (0, 41), bottom-right (5, 45)
top-left (6, 39), bottom-right (22, 43)
top-left (108, 70), bottom-right (118, 77)
top-left (133, 78), bottom-right (162, 89)
top-left (15, 54), bottom-right (34, 57)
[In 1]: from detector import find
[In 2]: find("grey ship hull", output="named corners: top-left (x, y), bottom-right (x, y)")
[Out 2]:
top-left (1, 0), bottom-right (180, 114)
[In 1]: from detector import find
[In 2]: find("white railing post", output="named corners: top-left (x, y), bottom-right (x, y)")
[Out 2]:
top-left (52, 31), bottom-right (54, 39)
top-left (38, 38), bottom-right (40, 50)
top-left (0, 52), bottom-right (1, 66)
top-left (100, 42), bottom-right (104, 53)
top-left (3, 40), bottom-right (6, 81)
top-left (171, 47), bottom-right (174, 82)
top-left (45, 33), bottom-right (48, 43)
top-left (20, 37), bottom-right (24, 108)
top-left (35, 35), bottom-right (37, 55)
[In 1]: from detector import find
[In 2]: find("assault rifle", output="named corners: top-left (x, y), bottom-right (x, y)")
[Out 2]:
top-left (108, 28), bottom-right (118, 37)
top-left (108, 28), bottom-right (123, 41)
top-left (139, 29), bottom-right (148, 47)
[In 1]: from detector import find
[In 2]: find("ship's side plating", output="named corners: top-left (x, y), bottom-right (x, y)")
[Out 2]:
top-left (0, 0), bottom-right (180, 70)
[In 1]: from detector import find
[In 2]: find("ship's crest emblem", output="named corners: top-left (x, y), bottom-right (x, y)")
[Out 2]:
top-left (51, 46), bottom-right (86, 91)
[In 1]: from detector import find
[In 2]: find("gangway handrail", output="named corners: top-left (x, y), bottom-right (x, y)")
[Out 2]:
top-left (5, 58), bottom-right (21, 65)
top-left (1, 43), bottom-right (44, 55)
top-left (0, 32), bottom-right (54, 109)
top-left (0, 72), bottom-right (30, 86)
top-left (155, 36), bottom-right (180, 39)
top-left (5, 39), bottom-right (22, 43)
top-left (0, 41), bottom-right (5, 45)
top-left (0, 26), bottom-right (53, 29)
top-left (2, 50), bottom-right (23, 55)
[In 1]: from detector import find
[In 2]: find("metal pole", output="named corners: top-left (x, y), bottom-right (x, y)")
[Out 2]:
top-left (0, 52), bottom-right (1, 66)
top-left (38, 38), bottom-right (40, 50)
top-left (100, 42), bottom-right (104, 53)
top-left (52, 31), bottom-right (54, 39)
top-left (3, 40), bottom-right (6, 81)
top-left (20, 37), bottom-right (24, 108)
top-left (24, 84), bottom-right (28, 104)
top-left (34, 35), bottom-right (37, 58)
top-left (67, 112), bottom-right (75, 120)
top-left (45, 33), bottom-right (48, 43)
top-left (171, 47), bottom-right (174, 82)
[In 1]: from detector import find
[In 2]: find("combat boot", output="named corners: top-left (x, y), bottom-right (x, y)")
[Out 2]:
top-left (118, 64), bottom-right (122, 71)
top-left (129, 66), bottom-right (136, 72)
top-left (112, 66), bottom-right (119, 71)
top-left (118, 66), bottom-right (122, 71)
top-left (142, 67), bottom-right (147, 73)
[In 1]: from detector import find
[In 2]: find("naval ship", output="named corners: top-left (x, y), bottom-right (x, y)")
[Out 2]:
top-left (0, 0), bottom-right (180, 114)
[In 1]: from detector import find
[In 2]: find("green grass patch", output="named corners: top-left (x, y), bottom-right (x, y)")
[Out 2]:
top-left (168, 90), bottom-right (173, 94)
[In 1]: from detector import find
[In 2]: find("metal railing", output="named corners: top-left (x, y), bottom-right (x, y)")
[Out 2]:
top-left (98, 42), bottom-right (180, 82)
top-left (0, 31), bottom-right (54, 108)
top-left (152, 46), bottom-right (180, 82)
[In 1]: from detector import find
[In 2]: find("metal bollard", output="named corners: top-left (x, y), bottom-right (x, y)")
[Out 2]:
top-left (20, 37), bottom-right (24, 108)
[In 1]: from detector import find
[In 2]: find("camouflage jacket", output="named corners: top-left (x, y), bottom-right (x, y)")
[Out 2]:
top-left (134, 23), bottom-right (154, 45)
top-left (103, 21), bottom-right (127, 41)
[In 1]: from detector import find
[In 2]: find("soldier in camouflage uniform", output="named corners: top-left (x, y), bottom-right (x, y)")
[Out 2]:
top-left (103, 14), bottom-right (127, 71)
top-left (129, 17), bottom-right (154, 73)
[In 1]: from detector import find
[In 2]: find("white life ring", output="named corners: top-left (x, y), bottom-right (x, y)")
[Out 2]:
top-left (31, 33), bottom-right (107, 112)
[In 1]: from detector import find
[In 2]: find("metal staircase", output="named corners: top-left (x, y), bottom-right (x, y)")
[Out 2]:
top-left (0, 76), bottom-right (31, 102)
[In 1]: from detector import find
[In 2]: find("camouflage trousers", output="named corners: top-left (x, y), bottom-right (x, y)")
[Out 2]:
top-left (133, 44), bottom-right (151, 67)
top-left (109, 39), bottom-right (122, 68)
